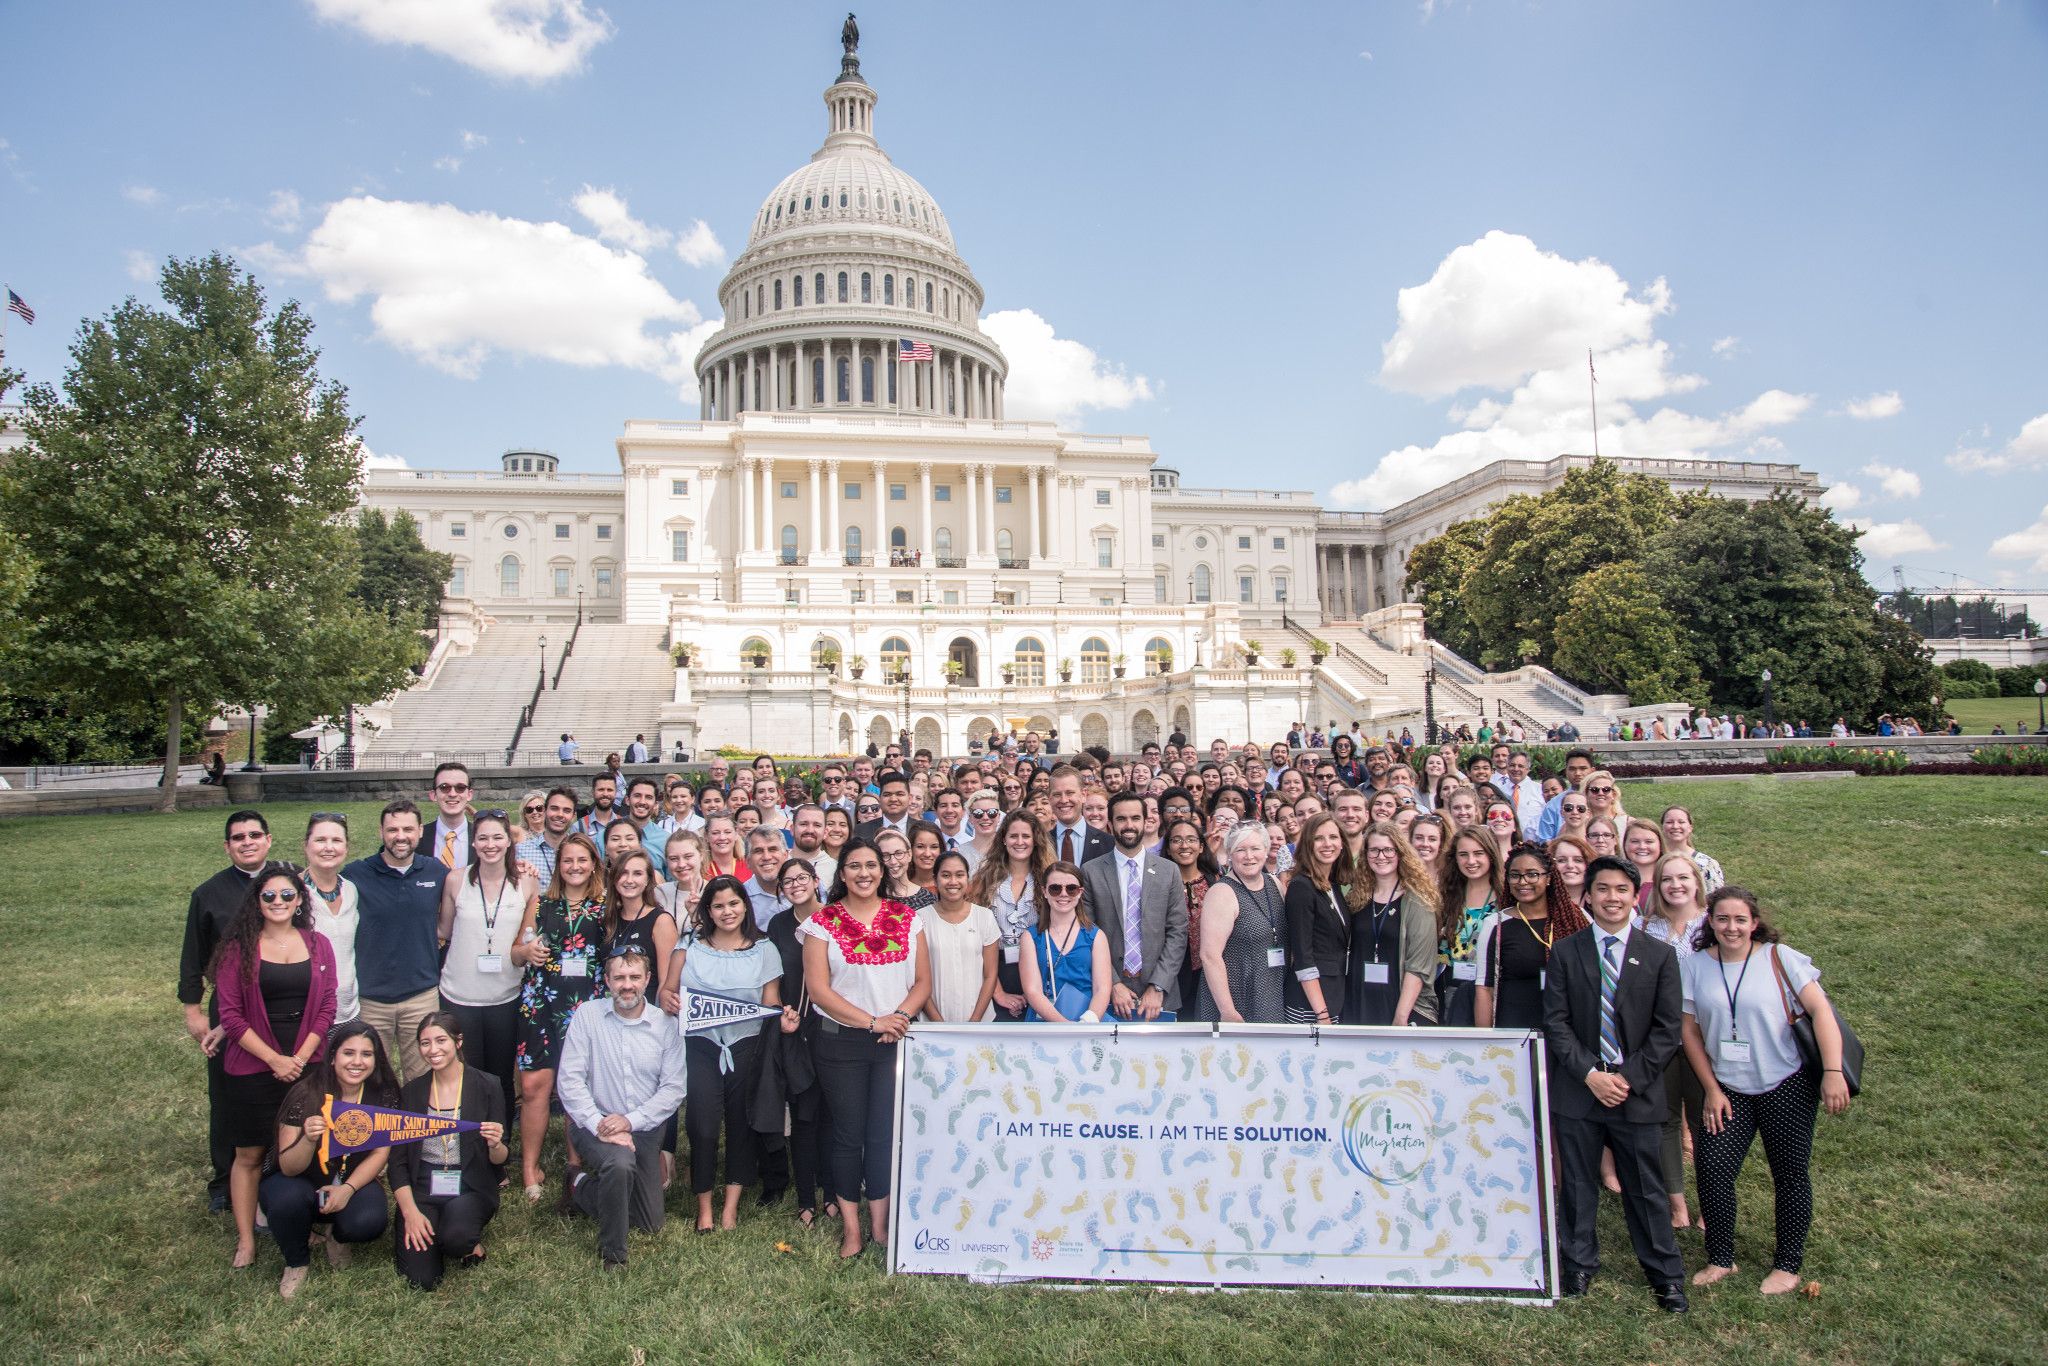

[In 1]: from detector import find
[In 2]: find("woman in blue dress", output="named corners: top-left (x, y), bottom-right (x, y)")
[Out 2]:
top-left (1019, 860), bottom-right (1111, 1023)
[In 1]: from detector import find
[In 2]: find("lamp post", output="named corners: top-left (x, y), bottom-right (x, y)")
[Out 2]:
top-left (1761, 667), bottom-right (1775, 733)
top-left (577, 585), bottom-right (584, 626)
top-left (2036, 676), bottom-right (2045, 734)
top-left (1423, 666), bottom-right (1438, 745)
top-left (340, 703), bottom-right (355, 771)
top-left (539, 634), bottom-right (548, 691)
top-left (241, 705), bottom-right (262, 771)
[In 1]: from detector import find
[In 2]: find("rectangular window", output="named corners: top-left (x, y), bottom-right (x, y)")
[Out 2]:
top-left (449, 521), bottom-right (466, 538)
top-left (995, 486), bottom-right (1013, 504)
top-left (554, 567), bottom-right (572, 597)
top-left (671, 529), bottom-right (690, 562)
top-left (555, 524), bottom-right (571, 539)
top-left (933, 486), bottom-right (951, 502)
top-left (595, 568), bottom-right (613, 598)
top-left (850, 586), bottom-right (867, 604)
top-left (1095, 489), bottom-right (1111, 506)
top-left (1237, 535), bottom-right (1251, 550)
top-left (1275, 577), bottom-right (1289, 603)
top-left (671, 479), bottom-right (689, 496)
top-left (595, 525), bottom-right (612, 540)
top-left (895, 589), bottom-right (915, 603)
top-left (1272, 536), bottom-right (1286, 551)
top-left (449, 567), bottom-right (466, 596)
top-left (1238, 575), bottom-right (1254, 604)
top-left (785, 588), bottom-right (801, 605)
top-left (889, 483), bottom-right (907, 501)
top-left (943, 589), bottom-right (960, 605)
top-left (1153, 574), bottom-right (1168, 600)
top-left (845, 482), bottom-right (861, 499)
top-left (1151, 533), bottom-right (1165, 548)
top-left (778, 481), bottom-right (794, 499)
top-left (995, 590), bottom-right (1017, 606)
top-left (1098, 596), bottom-right (1115, 607)
top-left (1096, 535), bottom-right (1113, 568)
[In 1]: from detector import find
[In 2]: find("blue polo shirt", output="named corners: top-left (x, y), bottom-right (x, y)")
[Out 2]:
top-left (345, 852), bottom-right (449, 1002)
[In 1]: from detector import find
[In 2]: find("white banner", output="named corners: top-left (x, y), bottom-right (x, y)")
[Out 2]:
top-left (889, 1024), bottom-right (1556, 1297)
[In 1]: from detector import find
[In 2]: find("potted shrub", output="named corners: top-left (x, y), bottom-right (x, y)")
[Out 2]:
top-left (1113, 653), bottom-right (1128, 679)
top-left (1001, 662), bottom-right (1016, 685)
top-left (750, 649), bottom-right (769, 670)
top-left (943, 659), bottom-right (966, 682)
top-left (1152, 645), bottom-right (1173, 674)
top-left (1058, 658), bottom-right (1074, 683)
top-left (849, 654), bottom-right (867, 680)
top-left (816, 644), bottom-right (841, 675)
top-left (1308, 637), bottom-right (1330, 666)
top-left (670, 641), bottom-right (695, 668)
top-left (1243, 638), bottom-right (1262, 666)
top-left (1279, 647), bottom-right (1298, 669)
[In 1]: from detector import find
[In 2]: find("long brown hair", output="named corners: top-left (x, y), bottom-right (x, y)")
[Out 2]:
top-left (208, 868), bottom-right (314, 986)
top-left (546, 832), bottom-right (608, 904)
top-left (1294, 812), bottom-right (1345, 894)
top-left (1437, 827), bottom-right (1505, 950)
top-left (1354, 819), bottom-right (1439, 912)
top-left (972, 810), bottom-right (1051, 908)
top-left (604, 849), bottom-right (658, 943)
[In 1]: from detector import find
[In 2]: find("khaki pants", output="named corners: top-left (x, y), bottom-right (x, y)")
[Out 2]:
top-left (359, 986), bottom-right (442, 1084)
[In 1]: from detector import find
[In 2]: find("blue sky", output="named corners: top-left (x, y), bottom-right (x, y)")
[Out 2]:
top-left (4, 1), bottom-right (2046, 589)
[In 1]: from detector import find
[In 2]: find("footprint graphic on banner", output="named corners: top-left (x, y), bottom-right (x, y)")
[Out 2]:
top-left (955, 1199), bottom-right (976, 1232)
top-left (1194, 1177), bottom-right (1211, 1212)
top-left (1402, 1194), bottom-right (1436, 1229)
top-left (1169, 1189), bottom-right (1186, 1220)
top-left (967, 1159), bottom-right (991, 1189)
top-left (1309, 1170), bottom-right (1327, 1203)
top-left (1471, 1212), bottom-right (1488, 1242)
top-left (1375, 1212), bottom-right (1391, 1245)
top-left (1425, 1229), bottom-right (1452, 1258)
top-left (1023, 1190), bottom-right (1046, 1220)
top-left (949, 1143), bottom-right (971, 1174)
top-left (1307, 1215), bottom-right (1334, 1240)
top-left (1062, 1192), bottom-right (1089, 1214)
top-left (1243, 1097), bottom-right (1268, 1123)
top-left (1227, 1147), bottom-right (1245, 1178)
top-left (976, 1114), bottom-right (998, 1143)
top-left (1070, 1152), bottom-right (1089, 1181)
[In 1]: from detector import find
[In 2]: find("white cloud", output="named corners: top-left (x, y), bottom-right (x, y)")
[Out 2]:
top-left (1949, 412), bottom-right (2048, 473)
top-left (123, 184), bottom-right (161, 206)
top-left (307, 0), bottom-right (613, 82)
top-left (1819, 482), bottom-right (1864, 512)
top-left (980, 309), bottom-right (1152, 425)
top-left (1990, 504), bottom-right (2048, 573)
top-left (292, 195), bottom-right (712, 399)
top-left (460, 130), bottom-right (489, 150)
top-left (1848, 519), bottom-right (1944, 560)
top-left (433, 155), bottom-right (464, 173)
top-left (358, 441), bottom-right (410, 470)
top-left (573, 186), bottom-right (667, 251)
top-left (1331, 231), bottom-right (1813, 509)
top-left (1711, 335), bottom-right (1741, 359)
top-left (673, 219), bottom-right (726, 269)
top-left (1840, 390), bottom-right (1903, 420)
top-left (1861, 462), bottom-right (1922, 499)
top-left (265, 190), bottom-right (303, 231)
top-left (123, 250), bottom-right (156, 283)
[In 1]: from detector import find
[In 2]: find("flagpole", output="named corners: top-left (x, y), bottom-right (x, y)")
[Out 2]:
top-left (1587, 349), bottom-right (1600, 459)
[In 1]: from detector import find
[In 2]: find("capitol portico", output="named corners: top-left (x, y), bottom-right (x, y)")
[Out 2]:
top-left (357, 30), bottom-right (1822, 760)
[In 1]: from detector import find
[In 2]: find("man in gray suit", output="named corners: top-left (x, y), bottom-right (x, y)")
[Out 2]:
top-left (1081, 791), bottom-right (1187, 1022)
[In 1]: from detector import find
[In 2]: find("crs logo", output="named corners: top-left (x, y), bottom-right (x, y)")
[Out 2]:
top-left (1030, 1234), bottom-right (1056, 1262)
top-left (1340, 1088), bottom-right (1433, 1185)
top-left (912, 1228), bottom-right (950, 1253)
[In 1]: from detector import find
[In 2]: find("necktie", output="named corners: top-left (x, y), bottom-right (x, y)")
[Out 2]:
top-left (1598, 935), bottom-right (1624, 1066)
top-left (440, 829), bottom-right (457, 866)
top-left (1061, 829), bottom-right (1075, 864)
top-left (1123, 859), bottom-right (1144, 975)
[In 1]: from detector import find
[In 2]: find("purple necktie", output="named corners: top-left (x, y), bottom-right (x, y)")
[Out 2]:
top-left (1123, 859), bottom-right (1143, 974)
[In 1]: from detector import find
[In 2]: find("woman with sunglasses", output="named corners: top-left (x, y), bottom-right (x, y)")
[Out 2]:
top-left (1195, 823), bottom-right (1288, 1025)
top-left (260, 1021), bottom-right (398, 1298)
top-left (853, 795), bottom-right (883, 828)
top-left (1483, 796), bottom-right (1523, 854)
top-left (436, 810), bottom-right (536, 1137)
top-left (1581, 770), bottom-right (1630, 836)
top-left (1474, 846), bottom-right (1586, 1031)
top-left (1434, 828), bottom-right (1505, 1026)
top-left (1644, 852), bottom-right (1711, 1231)
top-left (764, 858), bottom-right (837, 1229)
top-left (1020, 860), bottom-right (1111, 1023)
top-left (210, 869), bottom-right (338, 1269)
top-left (973, 812), bottom-right (1052, 1022)
top-left (518, 791), bottom-right (548, 839)
top-left (1660, 806), bottom-right (1726, 894)
top-left (802, 839), bottom-right (932, 1259)
top-left (301, 813), bottom-right (361, 1026)
top-left (1329, 733), bottom-right (1367, 788)
top-left (965, 794), bottom-right (1004, 863)
top-left (1555, 789), bottom-right (1593, 844)
top-left (1345, 821), bottom-right (1443, 1027)
top-left (390, 1012), bottom-right (509, 1290)
top-left (509, 832), bottom-right (607, 1200)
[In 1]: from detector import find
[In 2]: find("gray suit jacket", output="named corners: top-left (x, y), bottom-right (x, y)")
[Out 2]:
top-left (1081, 849), bottom-right (1189, 1010)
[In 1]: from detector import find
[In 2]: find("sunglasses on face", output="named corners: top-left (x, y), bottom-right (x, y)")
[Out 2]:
top-left (972, 808), bottom-right (1000, 820)
top-left (1045, 883), bottom-right (1082, 896)
top-left (435, 783), bottom-right (471, 794)
top-left (1562, 803), bottom-right (1588, 814)
top-left (1588, 786), bottom-right (1616, 796)
top-left (229, 831), bottom-right (267, 842)
top-left (261, 888), bottom-right (299, 904)
top-left (523, 805), bottom-right (542, 816)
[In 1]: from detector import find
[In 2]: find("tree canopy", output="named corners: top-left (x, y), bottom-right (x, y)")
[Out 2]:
top-left (1402, 462), bottom-right (1938, 726)
top-left (0, 254), bottom-right (421, 803)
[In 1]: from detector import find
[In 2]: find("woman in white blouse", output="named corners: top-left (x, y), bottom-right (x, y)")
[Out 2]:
top-left (1680, 886), bottom-right (1852, 1295)
top-left (919, 851), bottom-right (998, 1023)
top-left (300, 813), bottom-right (360, 1024)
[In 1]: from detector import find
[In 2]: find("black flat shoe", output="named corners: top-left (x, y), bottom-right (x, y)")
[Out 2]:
top-left (1653, 1283), bottom-right (1690, 1314)
top-left (1562, 1270), bottom-right (1593, 1297)
top-left (757, 1186), bottom-right (786, 1208)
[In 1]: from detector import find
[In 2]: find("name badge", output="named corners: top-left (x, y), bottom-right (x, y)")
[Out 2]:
top-left (1003, 942), bottom-right (1020, 965)
top-left (1266, 947), bottom-right (1287, 969)
top-left (1361, 962), bottom-right (1391, 985)
top-left (428, 1167), bottom-right (463, 1198)
top-left (1717, 1039), bottom-right (1753, 1065)
top-left (1451, 961), bottom-right (1479, 982)
top-left (475, 953), bottom-right (505, 975)
top-left (561, 951), bottom-right (590, 978)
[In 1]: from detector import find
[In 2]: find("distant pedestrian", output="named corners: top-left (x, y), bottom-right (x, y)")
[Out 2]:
top-left (558, 733), bottom-right (580, 765)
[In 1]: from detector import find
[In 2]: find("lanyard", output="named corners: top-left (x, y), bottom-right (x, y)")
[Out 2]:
top-left (479, 873), bottom-right (508, 951)
top-left (1238, 877), bottom-right (1279, 944)
top-left (1716, 948), bottom-right (1754, 1039)
top-left (429, 1066), bottom-right (464, 1117)
top-left (1364, 896), bottom-right (1398, 963)
top-left (1514, 906), bottom-right (1555, 952)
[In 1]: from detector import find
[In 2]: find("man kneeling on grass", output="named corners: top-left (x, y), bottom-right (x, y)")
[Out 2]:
top-left (555, 945), bottom-right (687, 1270)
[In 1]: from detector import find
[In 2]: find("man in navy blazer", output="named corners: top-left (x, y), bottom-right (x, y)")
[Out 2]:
top-left (1081, 791), bottom-right (1187, 1020)
top-left (1542, 855), bottom-right (1689, 1312)
top-left (1045, 765), bottom-right (1113, 865)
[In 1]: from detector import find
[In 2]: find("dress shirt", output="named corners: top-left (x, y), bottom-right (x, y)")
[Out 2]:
top-left (427, 817), bottom-right (470, 871)
top-left (554, 997), bottom-right (688, 1134)
top-left (1052, 820), bottom-right (1089, 863)
top-left (742, 877), bottom-right (789, 932)
top-left (515, 835), bottom-right (561, 885)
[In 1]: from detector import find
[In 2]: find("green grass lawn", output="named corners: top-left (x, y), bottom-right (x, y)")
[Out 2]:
top-left (1944, 696), bottom-right (2046, 735)
top-left (2, 779), bottom-right (2046, 1364)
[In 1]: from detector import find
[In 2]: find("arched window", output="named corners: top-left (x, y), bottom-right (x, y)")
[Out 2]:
top-left (803, 194), bottom-right (812, 211)
top-left (812, 637), bottom-right (840, 672)
top-left (935, 527), bottom-right (953, 556)
top-left (880, 635), bottom-right (912, 680)
top-left (1080, 637), bottom-right (1111, 684)
top-left (757, 284), bottom-right (765, 314)
top-left (741, 291), bottom-right (749, 320)
top-left (740, 637), bottom-right (772, 668)
top-left (1014, 637), bottom-right (1046, 687)
top-left (893, 196), bottom-right (902, 213)
top-left (883, 274), bottom-right (894, 306)
top-left (860, 356), bottom-right (874, 403)
top-left (1145, 637), bottom-right (1174, 672)
top-left (814, 273), bottom-right (825, 304)
top-left (925, 282), bottom-right (934, 312)
top-left (773, 279), bottom-right (783, 310)
top-left (1193, 564), bottom-right (1212, 602)
top-left (836, 357), bottom-right (850, 403)
top-left (780, 524), bottom-right (798, 564)
top-left (793, 275), bottom-right (804, 306)
top-left (838, 189), bottom-right (848, 209)
top-left (903, 274), bottom-right (914, 307)
top-left (941, 287), bottom-right (949, 316)
top-left (812, 356), bottom-right (825, 404)
top-left (837, 272), bottom-right (849, 303)
top-left (861, 272), bottom-right (872, 303)
top-left (844, 524), bottom-right (862, 564)
top-left (995, 528), bottom-right (1013, 562)
top-left (890, 525), bottom-right (907, 549)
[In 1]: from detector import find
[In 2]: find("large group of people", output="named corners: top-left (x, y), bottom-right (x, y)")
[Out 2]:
top-left (178, 740), bottom-right (1852, 1308)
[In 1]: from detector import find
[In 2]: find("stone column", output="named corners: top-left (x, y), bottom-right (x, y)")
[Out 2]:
top-left (722, 359), bottom-right (734, 420)
top-left (982, 463), bottom-right (998, 560)
top-left (760, 458), bottom-right (775, 556)
top-left (739, 456), bottom-right (755, 554)
top-left (918, 461), bottom-right (934, 561)
top-left (1364, 547), bottom-right (1379, 615)
top-left (952, 352), bottom-right (963, 417)
top-left (870, 460), bottom-right (887, 567)
top-left (795, 341), bottom-right (808, 410)
top-left (1027, 467), bottom-right (1043, 565)
top-left (808, 459), bottom-right (823, 562)
top-left (825, 460), bottom-right (841, 562)
top-left (964, 464), bottom-right (980, 559)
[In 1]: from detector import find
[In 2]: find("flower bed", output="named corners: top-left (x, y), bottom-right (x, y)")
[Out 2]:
top-left (1767, 745), bottom-right (1911, 775)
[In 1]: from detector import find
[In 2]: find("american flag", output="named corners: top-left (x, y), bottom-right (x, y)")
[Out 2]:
top-left (5, 290), bottom-right (31, 325)
top-left (898, 337), bottom-right (933, 362)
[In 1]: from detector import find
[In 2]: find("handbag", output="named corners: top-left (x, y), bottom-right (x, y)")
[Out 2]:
top-left (1769, 944), bottom-right (1864, 1096)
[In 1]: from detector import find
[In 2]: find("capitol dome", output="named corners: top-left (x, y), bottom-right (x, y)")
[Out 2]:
top-left (694, 29), bottom-right (1006, 423)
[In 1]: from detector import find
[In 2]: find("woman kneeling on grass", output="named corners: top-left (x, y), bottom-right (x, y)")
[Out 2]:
top-left (1680, 887), bottom-right (1852, 1295)
top-left (389, 1012), bottom-right (509, 1290)
top-left (260, 1021), bottom-right (398, 1298)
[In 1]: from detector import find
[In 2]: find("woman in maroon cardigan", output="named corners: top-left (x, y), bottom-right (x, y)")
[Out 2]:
top-left (211, 868), bottom-right (338, 1269)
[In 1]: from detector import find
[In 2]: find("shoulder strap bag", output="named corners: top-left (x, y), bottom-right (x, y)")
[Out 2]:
top-left (1769, 944), bottom-right (1863, 1096)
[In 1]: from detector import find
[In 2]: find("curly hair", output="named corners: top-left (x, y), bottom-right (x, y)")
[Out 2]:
top-left (207, 867), bottom-right (314, 986)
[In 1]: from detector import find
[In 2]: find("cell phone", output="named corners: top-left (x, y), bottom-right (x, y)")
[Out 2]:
top-left (316, 1188), bottom-right (330, 1212)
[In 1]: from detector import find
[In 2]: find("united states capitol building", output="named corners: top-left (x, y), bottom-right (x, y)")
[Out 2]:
top-left (360, 33), bottom-right (1818, 761)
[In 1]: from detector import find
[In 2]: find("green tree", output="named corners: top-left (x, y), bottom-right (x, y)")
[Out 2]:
top-left (1867, 611), bottom-right (1942, 722)
top-left (355, 507), bottom-right (452, 634)
top-left (1402, 519), bottom-right (1486, 661)
top-left (0, 253), bottom-right (419, 807)
top-left (1551, 561), bottom-right (1706, 703)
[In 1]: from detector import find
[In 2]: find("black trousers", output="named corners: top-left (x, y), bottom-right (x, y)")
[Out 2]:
top-left (1554, 1108), bottom-right (1685, 1286)
top-left (813, 1026), bottom-right (898, 1202)
top-left (684, 1034), bottom-right (763, 1193)
top-left (206, 1046), bottom-right (233, 1198)
top-left (394, 1186), bottom-right (498, 1290)
top-left (447, 998), bottom-right (519, 1124)
top-left (1695, 1068), bottom-right (1820, 1273)
top-left (258, 1171), bottom-right (389, 1269)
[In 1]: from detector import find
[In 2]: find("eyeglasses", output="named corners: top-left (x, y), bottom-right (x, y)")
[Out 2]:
top-left (857, 806), bottom-right (880, 817)
top-left (435, 783), bottom-right (471, 795)
top-left (522, 805), bottom-right (542, 816)
top-left (1506, 869), bottom-right (1548, 882)
top-left (971, 808), bottom-right (1001, 820)
top-left (261, 888), bottom-right (300, 904)
top-left (229, 831), bottom-right (268, 842)
top-left (1588, 785), bottom-right (1616, 796)
top-left (1562, 803), bottom-right (1589, 814)
top-left (1045, 883), bottom-right (1082, 896)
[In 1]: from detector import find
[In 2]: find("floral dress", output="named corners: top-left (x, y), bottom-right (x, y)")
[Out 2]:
top-left (516, 895), bottom-right (607, 1071)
